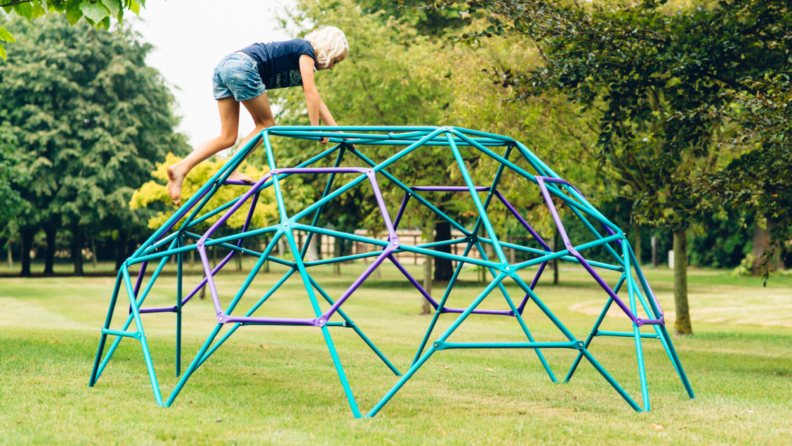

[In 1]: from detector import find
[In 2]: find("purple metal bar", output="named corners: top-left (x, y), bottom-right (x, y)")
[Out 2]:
top-left (392, 193), bottom-right (411, 231)
top-left (320, 246), bottom-right (397, 323)
top-left (410, 186), bottom-right (490, 192)
top-left (388, 255), bottom-right (440, 309)
top-left (492, 190), bottom-right (551, 314)
top-left (388, 255), bottom-right (515, 316)
top-left (139, 192), bottom-right (262, 314)
top-left (536, 176), bottom-right (663, 326)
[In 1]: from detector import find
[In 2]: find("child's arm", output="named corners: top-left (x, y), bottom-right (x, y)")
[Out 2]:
top-left (299, 55), bottom-right (322, 129)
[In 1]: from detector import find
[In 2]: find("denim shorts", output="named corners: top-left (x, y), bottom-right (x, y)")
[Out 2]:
top-left (212, 52), bottom-right (266, 102)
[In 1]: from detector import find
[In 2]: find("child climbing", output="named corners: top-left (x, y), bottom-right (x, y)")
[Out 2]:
top-left (166, 27), bottom-right (349, 206)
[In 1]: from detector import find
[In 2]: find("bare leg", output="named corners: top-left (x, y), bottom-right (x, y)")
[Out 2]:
top-left (167, 93), bottom-right (276, 206)
top-left (167, 97), bottom-right (240, 206)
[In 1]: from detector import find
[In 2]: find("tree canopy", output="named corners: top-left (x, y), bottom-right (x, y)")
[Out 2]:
top-left (0, 0), bottom-right (147, 59)
top-left (0, 14), bottom-right (188, 274)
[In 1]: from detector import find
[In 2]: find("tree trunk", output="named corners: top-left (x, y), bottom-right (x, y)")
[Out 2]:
top-left (91, 237), bottom-right (98, 270)
top-left (333, 236), bottom-right (342, 276)
top-left (262, 236), bottom-right (270, 273)
top-left (433, 221), bottom-right (453, 281)
top-left (634, 224), bottom-right (642, 266)
top-left (115, 229), bottom-right (128, 271)
top-left (71, 226), bottom-right (84, 276)
top-left (751, 220), bottom-right (777, 274)
top-left (20, 227), bottom-right (36, 277)
top-left (43, 223), bottom-right (57, 275)
top-left (306, 234), bottom-right (319, 262)
top-left (421, 227), bottom-right (434, 315)
top-left (7, 241), bottom-right (12, 270)
top-left (673, 228), bottom-right (693, 335)
top-left (651, 236), bottom-right (658, 268)
top-left (552, 228), bottom-right (559, 285)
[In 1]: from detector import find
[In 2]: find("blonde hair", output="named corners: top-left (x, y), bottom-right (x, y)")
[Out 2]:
top-left (305, 26), bottom-right (349, 68)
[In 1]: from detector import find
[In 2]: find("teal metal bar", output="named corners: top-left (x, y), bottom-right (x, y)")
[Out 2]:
top-left (446, 133), bottom-right (507, 263)
top-left (597, 331), bottom-right (659, 339)
top-left (347, 148), bottom-right (471, 236)
top-left (176, 236), bottom-right (183, 377)
top-left (624, 241), bottom-right (650, 411)
top-left (101, 328), bottom-right (140, 339)
top-left (308, 276), bottom-right (401, 376)
top-left (434, 341), bottom-right (577, 350)
top-left (122, 267), bottom-right (164, 407)
top-left (92, 125), bottom-right (692, 416)
top-left (89, 270), bottom-right (123, 387)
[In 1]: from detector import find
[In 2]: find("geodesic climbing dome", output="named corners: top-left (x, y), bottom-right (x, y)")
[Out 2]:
top-left (89, 126), bottom-right (694, 417)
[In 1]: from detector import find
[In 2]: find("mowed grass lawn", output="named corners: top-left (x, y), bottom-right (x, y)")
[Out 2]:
top-left (1, 260), bottom-right (791, 445)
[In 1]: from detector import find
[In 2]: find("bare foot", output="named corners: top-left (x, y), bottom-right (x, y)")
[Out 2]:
top-left (166, 164), bottom-right (186, 207)
top-left (227, 170), bottom-right (254, 183)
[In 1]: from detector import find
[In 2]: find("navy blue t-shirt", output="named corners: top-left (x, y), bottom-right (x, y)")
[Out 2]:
top-left (238, 39), bottom-right (316, 90)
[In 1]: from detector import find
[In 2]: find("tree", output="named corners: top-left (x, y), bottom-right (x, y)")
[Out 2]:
top-left (434, 0), bottom-right (791, 334)
top-left (1, 14), bottom-right (189, 275)
top-left (1, 0), bottom-right (149, 60)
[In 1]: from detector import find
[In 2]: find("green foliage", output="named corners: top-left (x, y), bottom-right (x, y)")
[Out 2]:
top-left (0, 125), bottom-right (27, 223)
top-left (0, 14), bottom-right (188, 236)
top-left (129, 153), bottom-right (278, 231)
top-left (0, 0), bottom-right (145, 60)
top-left (439, 0), bottom-right (790, 276)
top-left (270, 1), bottom-right (600, 243)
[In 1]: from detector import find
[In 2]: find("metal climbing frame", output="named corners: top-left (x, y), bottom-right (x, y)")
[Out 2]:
top-left (88, 126), bottom-right (694, 417)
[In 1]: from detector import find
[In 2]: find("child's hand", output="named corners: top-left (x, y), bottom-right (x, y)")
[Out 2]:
top-left (319, 136), bottom-right (329, 145)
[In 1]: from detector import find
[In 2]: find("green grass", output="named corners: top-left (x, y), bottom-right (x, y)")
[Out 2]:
top-left (1, 260), bottom-right (791, 445)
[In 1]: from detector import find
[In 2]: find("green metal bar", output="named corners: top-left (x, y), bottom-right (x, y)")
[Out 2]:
top-left (186, 145), bottom-right (343, 229)
top-left (204, 225), bottom-right (280, 247)
top-left (446, 132), bottom-right (507, 263)
top-left (410, 239), bottom-right (476, 366)
top-left (513, 140), bottom-right (622, 234)
top-left (398, 243), bottom-right (499, 269)
top-left (299, 146), bottom-right (346, 259)
top-left (509, 272), bottom-right (641, 411)
top-left (223, 230), bottom-right (283, 316)
top-left (366, 347), bottom-right (437, 418)
top-left (308, 276), bottom-right (401, 376)
top-left (94, 238), bottom-right (180, 381)
top-left (371, 128), bottom-right (446, 173)
top-left (564, 204), bottom-right (626, 266)
top-left (478, 236), bottom-right (624, 271)
top-left (165, 324), bottom-right (223, 407)
top-left (176, 237), bottom-right (183, 377)
top-left (290, 175), bottom-right (369, 223)
top-left (292, 223), bottom-right (390, 248)
top-left (281, 223), bottom-right (362, 417)
top-left (122, 267), bottom-right (164, 406)
top-left (596, 331), bottom-right (659, 339)
top-left (624, 241), bottom-right (650, 411)
top-left (434, 341), bottom-right (577, 350)
top-left (512, 234), bottom-right (623, 271)
top-left (101, 328), bottom-right (140, 339)
top-left (368, 274), bottom-right (506, 418)
top-left (453, 130), bottom-right (616, 230)
top-left (564, 275), bottom-right (626, 383)
top-left (89, 270), bottom-right (123, 387)
top-left (581, 349), bottom-right (642, 412)
top-left (347, 148), bottom-right (471, 236)
top-left (304, 251), bottom-right (381, 267)
top-left (196, 267), bottom-right (297, 370)
top-left (656, 324), bottom-right (696, 399)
